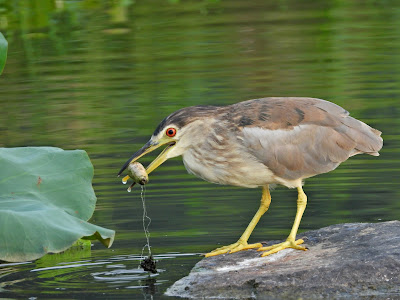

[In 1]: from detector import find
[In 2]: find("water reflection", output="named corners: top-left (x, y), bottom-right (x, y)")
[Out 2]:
top-left (0, 0), bottom-right (399, 299)
top-left (0, 252), bottom-right (200, 299)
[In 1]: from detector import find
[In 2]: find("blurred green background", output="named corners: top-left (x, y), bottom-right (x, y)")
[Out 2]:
top-left (0, 0), bottom-right (399, 299)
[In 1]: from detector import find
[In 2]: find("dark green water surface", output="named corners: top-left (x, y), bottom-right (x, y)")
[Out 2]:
top-left (0, 1), bottom-right (399, 299)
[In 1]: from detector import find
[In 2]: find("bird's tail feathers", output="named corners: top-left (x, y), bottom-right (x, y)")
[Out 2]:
top-left (340, 116), bottom-right (383, 157)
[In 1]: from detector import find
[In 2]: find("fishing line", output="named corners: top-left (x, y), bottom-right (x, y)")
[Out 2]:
top-left (138, 185), bottom-right (157, 273)
top-left (140, 185), bottom-right (152, 257)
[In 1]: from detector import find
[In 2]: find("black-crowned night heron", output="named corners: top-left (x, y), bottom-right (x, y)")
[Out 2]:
top-left (118, 97), bottom-right (383, 257)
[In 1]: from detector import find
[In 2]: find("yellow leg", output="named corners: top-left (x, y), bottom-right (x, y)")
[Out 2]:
top-left (258, 186), bottom-right (308, 256)
top-left (205, 185), bottom-right (271, 257)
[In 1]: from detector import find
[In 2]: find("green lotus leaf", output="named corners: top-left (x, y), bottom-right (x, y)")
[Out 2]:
top-left (0, 147), bottom-right (115, 262)
top-left (0, 32), bottom-right (7, 75)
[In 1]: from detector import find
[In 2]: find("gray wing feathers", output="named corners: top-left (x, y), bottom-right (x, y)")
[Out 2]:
top-left (313, 97), bottom-right (383, 156)
top-left (313, 98), bottom-right (350, 117)
top-left (242, 126), bottom-right (354, 180)
top-left (240, 98), bottom-right (383, 181)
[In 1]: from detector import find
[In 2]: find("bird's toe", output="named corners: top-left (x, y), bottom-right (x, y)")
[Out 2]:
top-left (205, 241), bottom-right (262, 257)
top-left (258, 239), bottom-right (306, 257)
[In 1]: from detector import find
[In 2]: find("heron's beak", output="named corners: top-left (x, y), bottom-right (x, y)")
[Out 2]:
top-left (118, 139), bottom-right (176, 176)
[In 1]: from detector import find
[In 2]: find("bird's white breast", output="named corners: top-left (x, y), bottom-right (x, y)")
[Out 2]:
top-left (182, 143), bottom-right (276, 188)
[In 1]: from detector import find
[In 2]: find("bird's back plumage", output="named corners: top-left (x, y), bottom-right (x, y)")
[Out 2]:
top-left (221, 97), bottom-right (383, 184)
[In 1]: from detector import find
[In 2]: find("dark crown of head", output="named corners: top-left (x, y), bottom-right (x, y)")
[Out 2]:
top-left (152, 105), bottom-right (218, 136)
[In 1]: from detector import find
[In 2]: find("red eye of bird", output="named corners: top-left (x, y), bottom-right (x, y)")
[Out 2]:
top-left (166, 128), bottom-right (177, 137)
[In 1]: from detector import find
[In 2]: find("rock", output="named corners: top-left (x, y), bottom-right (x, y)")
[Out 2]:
top-left (165, 221), bottom-right (400, 299)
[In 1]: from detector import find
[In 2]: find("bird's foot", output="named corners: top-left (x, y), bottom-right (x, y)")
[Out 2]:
top-left (257, 239), bottom-right (307, 257)
top-left (205, 240), bottom-right (263, 257)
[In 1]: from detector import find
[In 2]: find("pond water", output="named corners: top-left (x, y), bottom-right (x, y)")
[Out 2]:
top-left (0, 0), bottom-right (399, 299)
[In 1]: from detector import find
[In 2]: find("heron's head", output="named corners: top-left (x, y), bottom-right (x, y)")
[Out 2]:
top-left (118, 105), bottom-right (219, 176)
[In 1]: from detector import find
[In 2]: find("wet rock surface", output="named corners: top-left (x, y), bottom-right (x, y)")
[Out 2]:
top-left (165, 221), bottom-right (400, 299)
